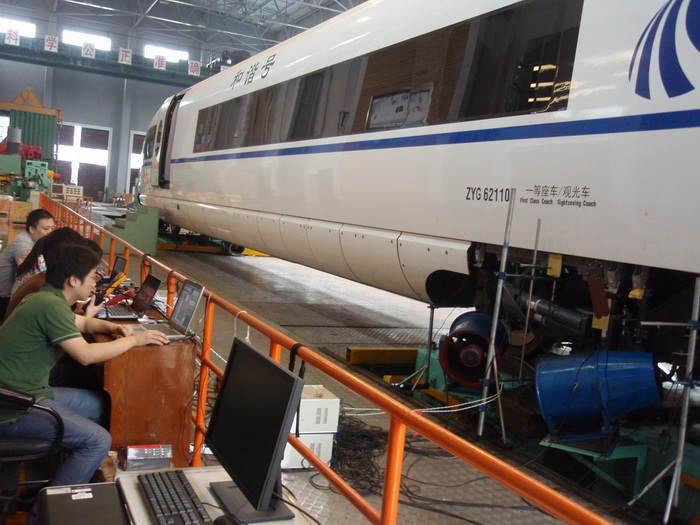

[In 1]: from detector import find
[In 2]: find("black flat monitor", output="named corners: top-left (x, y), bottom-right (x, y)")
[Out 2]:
top-left (206, 338), bottom-right (304, 523)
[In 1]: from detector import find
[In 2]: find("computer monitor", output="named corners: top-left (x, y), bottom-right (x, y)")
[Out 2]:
top-left (206, 338), bottom-right (304, 523)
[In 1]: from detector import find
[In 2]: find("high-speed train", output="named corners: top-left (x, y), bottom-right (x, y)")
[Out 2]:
top-left (139, 0), bottom-right (700, 361)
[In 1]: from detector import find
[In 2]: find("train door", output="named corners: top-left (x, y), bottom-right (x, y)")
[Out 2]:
top-left (158, 92), bottom-right (185, 188)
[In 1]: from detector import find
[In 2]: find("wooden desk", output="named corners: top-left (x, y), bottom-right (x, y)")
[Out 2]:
top-left (95, 329), bottom-right (196, 468)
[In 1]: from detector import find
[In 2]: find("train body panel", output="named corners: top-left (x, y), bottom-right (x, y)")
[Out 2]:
top-left (140, 0), bottom-right (700, 316)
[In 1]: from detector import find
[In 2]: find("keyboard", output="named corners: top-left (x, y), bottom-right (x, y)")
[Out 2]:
top-left (107, 304), bottom-right (138, 317)
top-left (146, 324), bottom-right (181, 336)
top-left (138, 470), bottom-right (213, 525)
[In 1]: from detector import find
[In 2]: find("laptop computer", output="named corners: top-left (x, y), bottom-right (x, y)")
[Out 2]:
top-left (131, 280), bottom-right (204, 340)
top-left (104, 274), bottom-right (161, 320)
top-left (101, 255), bottom-right (127, 284)
top-left (38, 482), bottom-right (130, 525)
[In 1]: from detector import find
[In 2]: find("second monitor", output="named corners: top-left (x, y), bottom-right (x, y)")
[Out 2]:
top-left (206, 337), bottom-right (304, 523)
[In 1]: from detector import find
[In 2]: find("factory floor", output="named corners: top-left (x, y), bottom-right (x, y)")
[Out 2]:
top-left (147, 249), bottom-right (627, 525)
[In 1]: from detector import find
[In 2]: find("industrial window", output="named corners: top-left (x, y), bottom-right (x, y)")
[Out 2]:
top-left (56, 123), bottom-right (110, 200)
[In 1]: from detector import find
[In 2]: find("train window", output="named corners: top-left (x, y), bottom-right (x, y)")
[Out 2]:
top-left (352, 40), bottom-right (416, 132)
top-left (455, 0), bottom-right (583, 119)
top-left (189, 0), bottom-right (582, 153)
top-left (244, 85), bottom-right (283, 147)
top-left (367, 89), bottom-right (411, 129)
top-left (154, 120), bottom-right (163, 157)
top-left (194, 96), bottom-right (251, 152)
top-left (289, 70), bottom-right (330, 141)
top-left (143, 125), bottom-right (156, 160)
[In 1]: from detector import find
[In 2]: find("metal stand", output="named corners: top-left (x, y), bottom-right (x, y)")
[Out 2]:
top-left (624, 277), bottom-right (699, 522)
top-left (518, 218), bottom-right (541, 378)
top-left (477, 188), bottom-right (516, 444)
top-left (662, 276), bottom-right (699, 523)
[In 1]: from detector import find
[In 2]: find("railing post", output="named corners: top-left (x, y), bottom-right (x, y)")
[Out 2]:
top-left (269, 341), bottom-right (283, 362)
top-left (108, 238), bottom-right (116, 268)
top-left (166, 272), bottom-right (177, 313)
top-left (192, 298), bottom-right (216, 467)
top-left (140, 255), bottom-right (149, 284)
top-left (380, 417), bottom-right (406, 525)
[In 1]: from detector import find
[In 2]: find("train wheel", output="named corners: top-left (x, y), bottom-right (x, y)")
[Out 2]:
top-left (227, 243), bottom-right (245, 256)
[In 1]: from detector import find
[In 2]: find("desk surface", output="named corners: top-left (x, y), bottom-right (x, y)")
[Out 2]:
top-left (116, 467), bottom-right (307, 524)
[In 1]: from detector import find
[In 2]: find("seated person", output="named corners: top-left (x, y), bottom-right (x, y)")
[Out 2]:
top-left (6, 231), bottom-right (105, 321)
top-left (0, 208), bottom-right (54, 319)
top-left (11, 227), bottom-right (86, 295)
top-left (0, 243), bottom-right (169, 499)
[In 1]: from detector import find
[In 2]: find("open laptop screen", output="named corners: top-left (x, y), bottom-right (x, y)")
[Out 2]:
top-left (131, 274), bottom-right (160, 315)
top-left (169, 281), bottom-right (204, 333)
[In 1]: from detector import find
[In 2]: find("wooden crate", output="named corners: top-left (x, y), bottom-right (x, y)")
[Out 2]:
top-left (0, 197), bottom-right (11, 215)
top-left (9, 201), bottom-right (32, 224)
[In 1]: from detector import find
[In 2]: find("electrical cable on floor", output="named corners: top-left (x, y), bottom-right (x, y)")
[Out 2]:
top-left (308, 414), bottom-right (553, 523)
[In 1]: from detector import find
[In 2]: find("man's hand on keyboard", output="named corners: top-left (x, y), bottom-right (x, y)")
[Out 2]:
top-left (133, 329), bottom-right (170, 346)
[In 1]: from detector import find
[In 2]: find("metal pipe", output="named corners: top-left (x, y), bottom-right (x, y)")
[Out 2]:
top-left (478, 188), bottom-right (516, 442)
top-left (663, 276), bottom-right (700, 522)
top-left (519, 218), bottom-right (541, 378)
top-left (381, 417), bottom-right (407, 525)
top-left (424, 304), bottom-right (436, 388)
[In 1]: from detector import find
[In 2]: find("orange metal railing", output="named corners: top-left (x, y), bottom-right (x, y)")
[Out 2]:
top-left (40, 194), bottom-right (612, 525)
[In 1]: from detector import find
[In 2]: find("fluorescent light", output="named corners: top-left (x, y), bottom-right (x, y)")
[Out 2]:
top-left (63, 29), bottom-right (111, 51)
top-left (0, 17), bottom-right (36, 38)
top-left (144, 44), bottom-right (188, 63)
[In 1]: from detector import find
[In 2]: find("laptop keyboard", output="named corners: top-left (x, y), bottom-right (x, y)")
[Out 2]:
top-left (107, 304), bottom-right (136, 317)
top-left (145, 324), bottom-right (181, 336)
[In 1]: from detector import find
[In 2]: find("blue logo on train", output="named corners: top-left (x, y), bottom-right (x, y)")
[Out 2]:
top-left (630, 0), bottom-right (700, 99)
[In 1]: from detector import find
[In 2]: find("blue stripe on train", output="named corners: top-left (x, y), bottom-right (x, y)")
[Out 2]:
top-left (170, 108), bottom-right (700, 164)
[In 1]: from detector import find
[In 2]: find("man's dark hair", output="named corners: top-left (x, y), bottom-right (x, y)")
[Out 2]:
top-left (42, 227), bottom-right (85, 257)
top-left (25, 209), bottom-right (53, 232)
top-left (45, 243), bottom-right (101, 289)
top-left (83, 239), bottom-right (103, 259)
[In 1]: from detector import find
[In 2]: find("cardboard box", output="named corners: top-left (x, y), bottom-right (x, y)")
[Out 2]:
top-left (117, 444), bottom-right (172, 471)
top-left (9, 201), bottom-right (32, 224)
top-left (0, 196), bottom-right (11, 215)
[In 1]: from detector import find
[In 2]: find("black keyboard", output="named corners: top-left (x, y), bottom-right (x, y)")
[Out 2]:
top-left (138, 470), bottom-right (213, 525)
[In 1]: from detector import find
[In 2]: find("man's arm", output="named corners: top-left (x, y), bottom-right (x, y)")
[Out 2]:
top-left (59, 329), bottom-right (170, 365)
top-left (74, 313), bottom-right (127, 336)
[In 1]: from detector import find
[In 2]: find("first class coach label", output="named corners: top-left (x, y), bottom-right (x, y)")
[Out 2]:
top-left (465, 185), bottom-right (596, 208)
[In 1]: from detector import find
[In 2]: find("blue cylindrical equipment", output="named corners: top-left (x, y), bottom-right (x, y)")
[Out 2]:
top-left (535, 350), bottom-right (661, 437)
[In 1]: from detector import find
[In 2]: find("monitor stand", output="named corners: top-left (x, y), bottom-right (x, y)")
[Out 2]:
top-left (210, 479), bottom-right (294, 523)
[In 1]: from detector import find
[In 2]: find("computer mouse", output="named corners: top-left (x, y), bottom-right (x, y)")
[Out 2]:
top-left (214, 515), bottom-right (242, 525)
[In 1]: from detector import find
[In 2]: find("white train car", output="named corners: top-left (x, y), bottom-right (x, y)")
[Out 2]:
top-left (139, 0), bottom-right (700, 358)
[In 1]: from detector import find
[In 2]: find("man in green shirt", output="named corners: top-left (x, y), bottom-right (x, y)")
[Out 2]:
top-left (0, 241), bottom-right (169, 489)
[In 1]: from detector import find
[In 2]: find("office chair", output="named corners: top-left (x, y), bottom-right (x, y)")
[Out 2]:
top-left (0, 387), bottom-right (64, 525)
